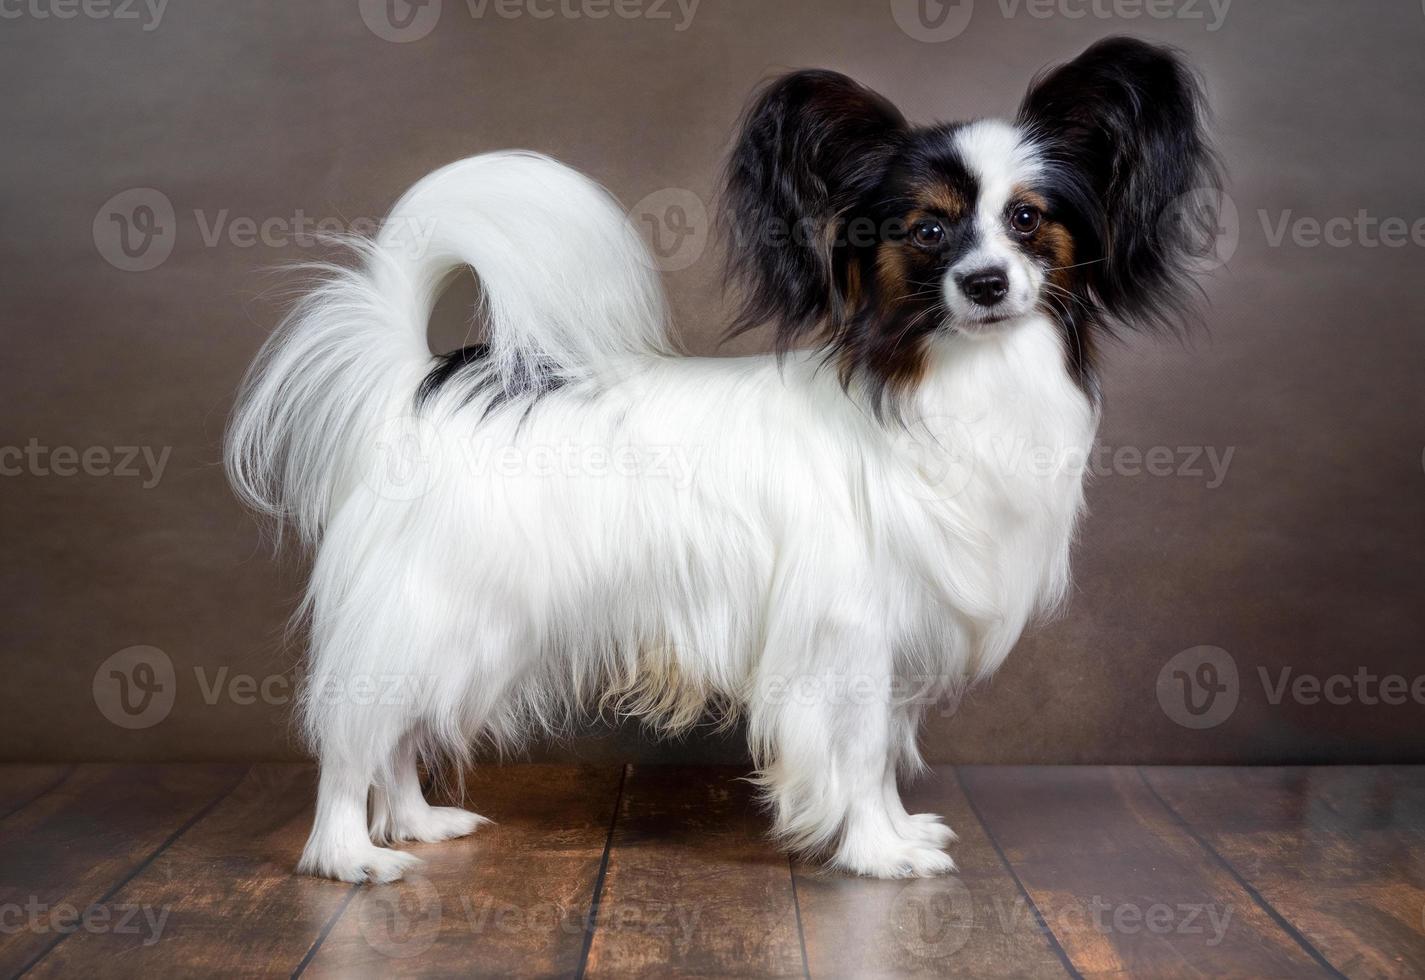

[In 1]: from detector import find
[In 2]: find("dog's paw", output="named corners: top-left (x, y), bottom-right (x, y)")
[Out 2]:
top-left (298, 843), bottom-right (422, 884)
top-left (385, 806), bottom-right (489, 844)
top-left (905, 812), bottom-right (958, 848)
top-left (832, 835), bottom-right (957, 879)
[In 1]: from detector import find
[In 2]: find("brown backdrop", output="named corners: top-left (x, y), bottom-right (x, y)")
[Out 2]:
top-left (3, 0), bottom-right (1422, 764)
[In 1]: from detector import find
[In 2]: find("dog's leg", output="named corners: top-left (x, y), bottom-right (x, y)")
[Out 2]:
top-left (753, 632), bottom-right (955, 879)
top-left (298, 738), bottom-right (421, 884)
top-left (883, 763), bottom-right (957, 849)
top-left (882, 704), bottom-right (957, 848)
top-left (824, 693), bottom-right (956, 879)
top-left (369, 735), bottom-right (489, 844)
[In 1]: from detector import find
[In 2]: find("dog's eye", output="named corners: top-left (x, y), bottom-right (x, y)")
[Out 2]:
top-left (910, 220), bottom-right (945, 249)
top-left (1009, 205), bottom-right (1041, 235)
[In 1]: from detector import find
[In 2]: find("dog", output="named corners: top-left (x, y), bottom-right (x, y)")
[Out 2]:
top-left (225, 36), bottom-right (1220, 882)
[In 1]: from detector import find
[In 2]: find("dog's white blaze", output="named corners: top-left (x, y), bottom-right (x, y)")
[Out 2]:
top-left (226, 152), bottom-right (1097, 883)
top-left (943, 119), bottom-right (1047, 324)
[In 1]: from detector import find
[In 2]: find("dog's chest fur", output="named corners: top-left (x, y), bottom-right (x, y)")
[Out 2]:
top-left (897, 316), bottom-right (1098, 676)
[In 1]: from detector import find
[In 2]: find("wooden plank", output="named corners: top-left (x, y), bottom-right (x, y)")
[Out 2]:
top-left (960, 766), bottom-right (1333, 978)
top-left (303, 763), bottom-right (624, 978)
top-left (794, 765), bottom-right (1070, 978)
top-left (0, 765), bottom-right (74, 822)
top-left (28, 764), bottom-right (350, 978)
top-left (583, 765), bottom-right (804, 978)
top-left (1144, 766), bottom-right (1425, 979)
top-left (0, 763), bottom-right (247, 976)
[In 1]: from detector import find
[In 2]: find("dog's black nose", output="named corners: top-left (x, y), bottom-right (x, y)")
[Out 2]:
top-left (959, 268), bottom-right (1009, 307)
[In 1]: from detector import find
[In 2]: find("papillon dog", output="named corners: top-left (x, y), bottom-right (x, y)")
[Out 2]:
top-left (226, 36), bottom-right (1220, 883)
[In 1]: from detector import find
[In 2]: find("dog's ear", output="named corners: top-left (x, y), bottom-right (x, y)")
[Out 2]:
top-left (722, 70), bottom-right (907, 350)
top-left (1018, 37), bottom-right (1223, 335)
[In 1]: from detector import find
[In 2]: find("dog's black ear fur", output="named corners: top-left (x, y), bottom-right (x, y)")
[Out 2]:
top-left (721, 70), bottom-right (907, 350)
top-left (1018, 36), bottom-right (1223, 335)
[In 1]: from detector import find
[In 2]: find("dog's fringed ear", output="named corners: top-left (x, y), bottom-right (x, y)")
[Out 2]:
top-left (1018, 37), bottom-right (1224, 335)
top-left (721, 70), bottom-right (907, 350)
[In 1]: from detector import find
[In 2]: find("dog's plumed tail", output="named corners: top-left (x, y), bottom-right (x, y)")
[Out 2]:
top-left (224, 151), bottom-right (672, 543)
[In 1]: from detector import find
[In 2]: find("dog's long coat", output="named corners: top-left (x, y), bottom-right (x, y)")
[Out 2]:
top-left (226, 37), bottom-right (1217, 882)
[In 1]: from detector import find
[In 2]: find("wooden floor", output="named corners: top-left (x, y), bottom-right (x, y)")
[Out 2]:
top-left (0, 766), bottom-right (1421, 978)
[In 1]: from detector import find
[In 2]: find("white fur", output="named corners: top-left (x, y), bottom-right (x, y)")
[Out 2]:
top-left (226, 151), bottom-right (1097, 883)
top-left (943, 120), bottom-right (1047, 327)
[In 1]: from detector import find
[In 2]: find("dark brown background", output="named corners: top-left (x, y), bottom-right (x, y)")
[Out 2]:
top-left (2, 0), bottom-right (1421, 764)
